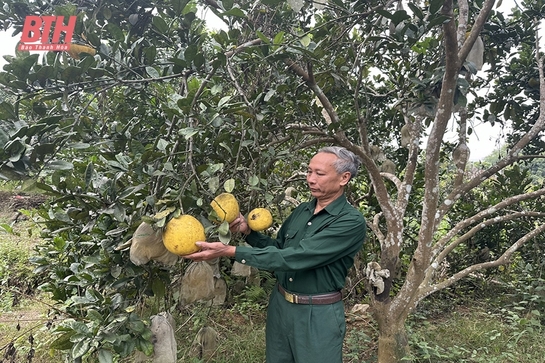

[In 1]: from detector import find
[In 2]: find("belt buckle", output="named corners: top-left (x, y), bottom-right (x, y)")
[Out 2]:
top-left (284, 291), bottom-right (298, 304)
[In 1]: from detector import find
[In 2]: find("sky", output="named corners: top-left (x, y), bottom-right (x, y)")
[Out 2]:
top-left (0, 1), bottom-right (527, 161)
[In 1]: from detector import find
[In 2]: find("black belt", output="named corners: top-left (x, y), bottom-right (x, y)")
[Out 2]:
top-left (277, 284), bottom-right (342, 305)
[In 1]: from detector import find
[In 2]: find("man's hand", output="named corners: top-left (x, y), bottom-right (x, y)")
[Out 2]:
top-left (184, 242), bottom-right (236, 261)
top-left (229, 213), bottom-right (251, 235)
top-left (184, 213), bottom-right (250, 262)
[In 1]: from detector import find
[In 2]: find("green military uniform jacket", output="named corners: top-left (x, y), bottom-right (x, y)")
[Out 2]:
top-left (235, 194), bottom-right (366, 294)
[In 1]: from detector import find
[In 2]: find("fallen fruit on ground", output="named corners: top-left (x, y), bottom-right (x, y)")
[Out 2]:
top-left (210, 193), bottom-right (240, 223)
top-left (248, 208), bottom-right (273, 231)
top-left (162, 215), bottom-right (205, 256)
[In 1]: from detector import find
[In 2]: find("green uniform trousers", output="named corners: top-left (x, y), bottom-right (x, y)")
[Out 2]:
top-left (265, 285), bottom-right (346, 363)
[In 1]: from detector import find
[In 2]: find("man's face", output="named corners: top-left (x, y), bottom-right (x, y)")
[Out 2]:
top-left (306, 152), bottom-right (350, 200)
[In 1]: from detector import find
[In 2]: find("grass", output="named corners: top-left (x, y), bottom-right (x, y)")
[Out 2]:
top-left (174, 305), bottom-right (267, 363)
top-left (0, 190), bottom-right (62, 363)
top-left (407, 297), bottom-right (544, 363)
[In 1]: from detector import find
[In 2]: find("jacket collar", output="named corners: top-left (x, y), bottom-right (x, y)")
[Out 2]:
top-left (307, 193), bottom-right (347, 216)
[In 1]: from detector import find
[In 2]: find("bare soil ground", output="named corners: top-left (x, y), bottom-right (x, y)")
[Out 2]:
top-left (0, 190), bottom-right (48, 219)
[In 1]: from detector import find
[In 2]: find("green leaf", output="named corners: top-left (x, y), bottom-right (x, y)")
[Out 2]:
top-left (151, 277), bottom-right (166, 298)
top-left (48, 160), bottom-right (74, 170)
top-left (218, 220), bottom-right (230, 234)
top-left (256, 30), bottom-right (270, 44)
top-left (194, 53), bottom-right (205, 68)
top-left (249, 175), bottom-right (259, 186)
top-left (155, 217), bottom-right (166, 228)
top-left (182, 1), bottom-right (197, 16)
top-left (0, 129), bottom-right (9, 148)
top-left (146, 66), bottom-right (160, 78)
top-left (84, 162), bottom-right (94, 188)
top-left (138, 337), bottom-right (154, 356)
top-left (185, 44), bottom-right (198, 62)
top-left (273, 31), bottom-right (285, 45)
top-left (429, 0), bottom-right (444, 14)
top-left (218, 228), bottom-right (231, 244)
top-left (129, 320), bottom-right (146, 333)
top-left (153, 206), bottom-right (176, 221)
top-left (391, 10), bottom-right (410, 25)
top-left (209, 176), bottom-right (220, 193)
top-left (223, 8), bottom-right (246, 18)
top-left (224, 178), bottom-right (236, 192)
top-left (61, 66), bottom-right (84, 81)
top-left (300, 34), bottom-right (311, 47)
top-left (71, 339), bottom-right (90, 359)
top-left (407, 3), bottom-right (425, 19)
top-left (428, 15), bottom-right (450, 28)
top-left (68, 142), bottom-right (91, 149)
top-left (157, 138), bottom-right (169, 151)
top-left (0, 101), bottom-right (18, 120)
top-left (376, 9), bottom-right (393, 20)
top-left (86, 309), bottom-right (103, 322)
top-left (5, 139), bottom-right (26, 161)
top-left (218, 95), bottom-right (232, 108)
top-left (9, 54), bottom-right (39, 80)
top-left (98, 349), bottom-right (113, 363)
top-left (152, 16), bottom-right (169, 33)
top-left (144, 46), bottom-right (157, 64)
top-left (171, 0), bottom-right (189, 15)
top-left (179, 127), bottom-right (199, 139)
top-left (88, 67), bottom-right (105, 79)
top-left (260, 0), bottom-right (284, 5)
top-left (105, 23), bottom-right (124, 41)
top-left (49, 331), bottom-right (76, 351)
top-left (0, 223), bottom-right (14, 234)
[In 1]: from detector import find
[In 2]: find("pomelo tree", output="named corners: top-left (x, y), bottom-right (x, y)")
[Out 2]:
top-left (1, 0), bottom-right (545, 362)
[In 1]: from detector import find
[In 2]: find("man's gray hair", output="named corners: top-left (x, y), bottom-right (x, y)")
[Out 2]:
top-left (318, 146), bottom-right (361, 180)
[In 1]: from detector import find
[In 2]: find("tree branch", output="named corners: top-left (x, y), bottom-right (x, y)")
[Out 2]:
top-left (433, 187), bottom-right (545, 258)
top-left (422, 211), bottom-right (545, 288)
top-left (418, 222), bottom-right (545, 299)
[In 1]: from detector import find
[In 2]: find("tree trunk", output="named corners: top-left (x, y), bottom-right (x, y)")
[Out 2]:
top-left (376, 316), bottom-right (409, 363)
top-left (372, 300), bottom-right (411, 363)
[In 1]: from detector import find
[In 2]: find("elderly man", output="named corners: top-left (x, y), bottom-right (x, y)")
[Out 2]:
top-left (186, 146), bottom-right (366, 363)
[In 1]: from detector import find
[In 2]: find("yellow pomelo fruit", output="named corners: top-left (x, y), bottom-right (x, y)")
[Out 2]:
top-left (210, 193), bottom-right (240, 223)
top-left (162, 215), bottom-right (205, 256)
top-left (247, 208), bottom-right (273, 231)
top-left (67, 44), bottom-right (96, 59)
